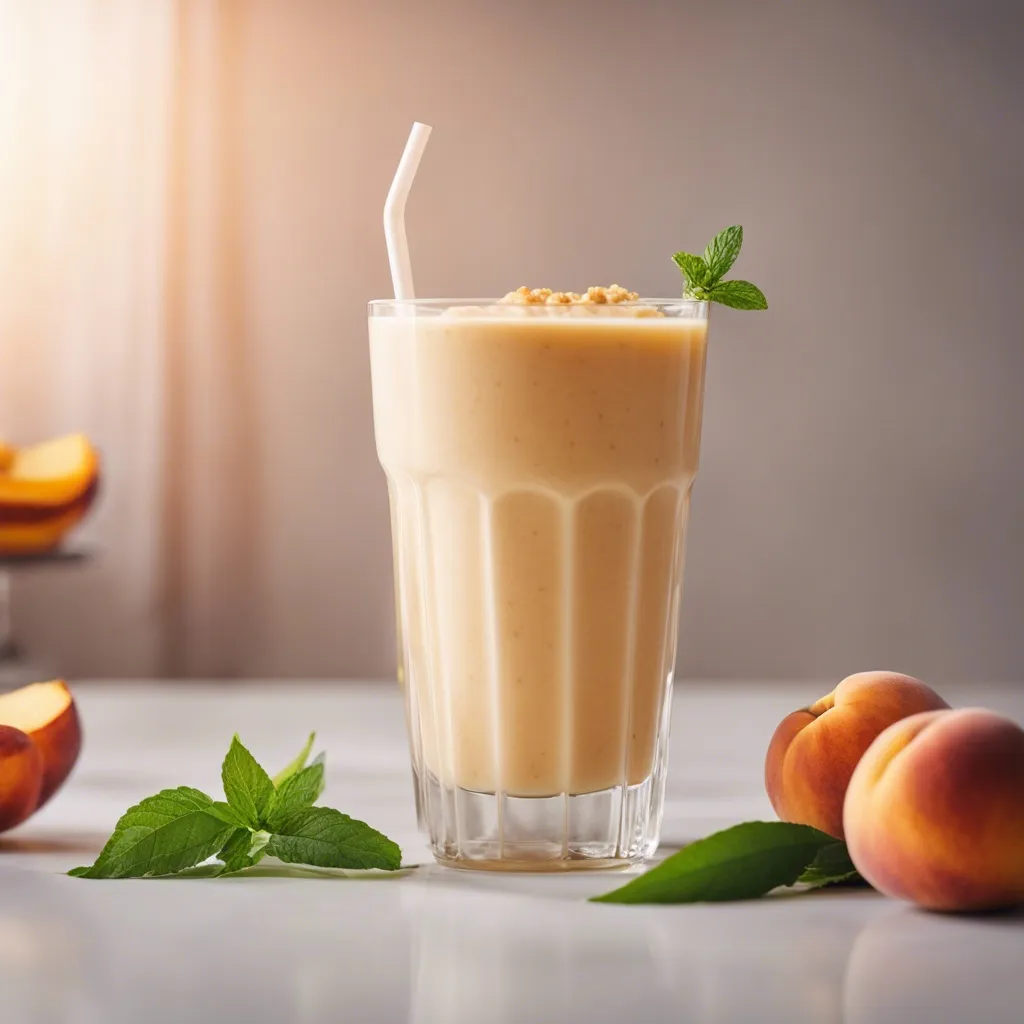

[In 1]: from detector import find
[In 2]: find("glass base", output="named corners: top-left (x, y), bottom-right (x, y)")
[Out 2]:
top-left (435, 854), bottom-right (631, 873)
top-left (417, 767), bottom-right (662, 872)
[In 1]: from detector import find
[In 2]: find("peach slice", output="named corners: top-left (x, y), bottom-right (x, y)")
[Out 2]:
top-left (0, 475), bottom-right (99, 525)
top-left (0, 496), bottom-right (95, 556)
top-left (0, 434), bottom-right (99, 508)
top-left (0, 440), bottom-right (15, 473)
top-left (0, 681), bottom-right (82, 807)
top-left (0, 725), bottom-right (44, 832)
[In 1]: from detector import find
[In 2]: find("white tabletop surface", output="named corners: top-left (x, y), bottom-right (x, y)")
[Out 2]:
top-left (1, 681), bottom-right (1022, 1024)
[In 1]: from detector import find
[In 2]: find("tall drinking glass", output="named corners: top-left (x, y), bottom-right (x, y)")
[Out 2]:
top-left (369, 298), bottom-right (709, 870)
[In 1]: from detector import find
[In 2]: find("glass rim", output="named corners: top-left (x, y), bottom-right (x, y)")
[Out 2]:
top-left (368, 297), bottom-right (709, 314)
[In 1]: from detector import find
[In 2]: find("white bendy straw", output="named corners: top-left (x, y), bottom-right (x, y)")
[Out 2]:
top-left (384, 122), bottom-right (432, 300)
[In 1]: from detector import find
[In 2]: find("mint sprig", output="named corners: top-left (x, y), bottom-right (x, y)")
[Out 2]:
top-left (673, 225), bottom-right (767, 310)
top-left (70, 735), bottom-right (402, 879)
top-left (591, 821), bottom-right (850, 904)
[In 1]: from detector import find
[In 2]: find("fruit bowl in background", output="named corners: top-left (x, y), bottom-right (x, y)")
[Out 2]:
top-left (0, 435), bottom-right (101, 556)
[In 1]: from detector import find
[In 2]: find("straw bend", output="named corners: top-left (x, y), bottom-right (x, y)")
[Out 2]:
top-left (384, 122), bottom-right (433, 301)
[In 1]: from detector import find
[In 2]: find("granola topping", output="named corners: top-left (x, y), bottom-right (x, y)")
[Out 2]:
top-left (499, 285), bottom-right (640, 305)
top-left (441, 286), bottom-right (666, 319)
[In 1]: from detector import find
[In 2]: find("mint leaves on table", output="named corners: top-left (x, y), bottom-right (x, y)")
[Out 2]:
top-left (672, 225), bottom-right (768, 310)
top-left (70, 733), bottom-right (401, 879)
top-left (592, 821), bottom-right (864, 904)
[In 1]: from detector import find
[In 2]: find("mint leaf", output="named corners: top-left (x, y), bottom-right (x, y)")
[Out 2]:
top-left (703, 224), bottom-right (744, 283)
top-left (797, 842), bottom-right (864, 889)
top-left (708, 279), bottom-right (767, 310)
top-left (266, 807), bottom-right (401, 871)
top-left (222, 735), bottom-right (274, 828)
top-left (591, 822), bottom-right (833, 904)
top-left (218, 828), bottom-right (258, 873)
top-left (68, 787), bottom-right (234, 879)
top-left (671, 252), bottom-right (708, 294)
top-left (208, 801), bottom-right (250, 829)
top-left (217, 827), bottom-right (269, 874)
top-left (272, 732), bottom-right (316, 788)
top-left (266, 754), bottom-right (326, 830)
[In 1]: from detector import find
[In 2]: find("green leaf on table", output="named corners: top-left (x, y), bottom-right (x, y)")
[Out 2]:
top-left (266, 806), bottom-right (402, 871)
top-left (797, 841), bottom-right (864, 888)
top-left (70, 729), bottom-right (401, 881)
top-left (272, 732), bottom-right (316, 788)
top-left (68, 787), bottom-right (235, 879)
top-left (266, 754), bottom-right (326, 830)
top-left (221, 735), bottom-right (275, 828)
top-left (708, 280), bottom-right (768, 310)
top-left (702, 224), bottom-right (744, 283)
top-left (591, 821), bottom-right (835, 904)
top-left (671, 251), bottom-right (709, 293)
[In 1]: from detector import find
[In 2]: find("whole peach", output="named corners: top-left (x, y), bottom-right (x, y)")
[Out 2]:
top-left (765, 671), bottom-right (949, 838)
top-left (0, 725), bottom-right (44, 832)
top-left (844, 708), bottom-right (1024, 911)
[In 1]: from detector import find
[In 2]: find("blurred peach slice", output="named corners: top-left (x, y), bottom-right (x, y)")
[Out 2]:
top-left (0, 725), bottom-right (44, 832)
top-left (0, 440), bottom-right (15, 473)
top-left (0, 680), bottom-right (82, 808)
top-left (0, 434), bottom-right (100, 508)
top-left (0, 488), bottom-right (97, 555)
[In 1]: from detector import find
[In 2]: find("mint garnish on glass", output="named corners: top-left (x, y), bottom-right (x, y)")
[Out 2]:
top-left (673, 225), bottom-right (768, 310)
top-left (69, 733), bottom-right (401, 879)
top-left (591, 821), bottom-right (863, 904)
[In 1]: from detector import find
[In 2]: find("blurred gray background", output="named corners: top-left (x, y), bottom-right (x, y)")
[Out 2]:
top-left (7, 0), bottom-right (1024, 682)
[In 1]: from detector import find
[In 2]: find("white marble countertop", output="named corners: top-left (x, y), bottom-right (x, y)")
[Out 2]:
top-left (1, 681), bottom-right (1022, 1024)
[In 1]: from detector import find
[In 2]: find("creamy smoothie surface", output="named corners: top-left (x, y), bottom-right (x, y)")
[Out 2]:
top-left (370, 288), bottom-right (707, 800)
